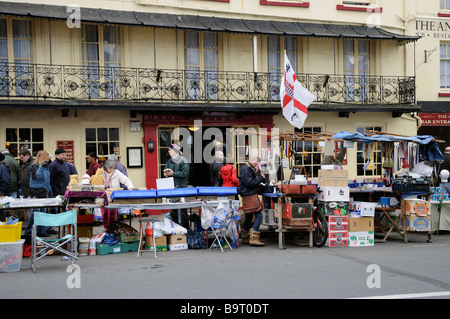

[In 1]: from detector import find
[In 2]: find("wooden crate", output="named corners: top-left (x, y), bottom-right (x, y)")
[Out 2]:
top-left (282, 217), bottom-right (313, 229)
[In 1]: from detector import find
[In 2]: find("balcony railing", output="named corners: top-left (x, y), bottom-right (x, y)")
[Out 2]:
top-left (0, 62), bottom-right (416, 106)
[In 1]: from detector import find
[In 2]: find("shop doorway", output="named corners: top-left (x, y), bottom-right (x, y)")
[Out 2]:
top-left (190, 126), bottom-right (229, 187)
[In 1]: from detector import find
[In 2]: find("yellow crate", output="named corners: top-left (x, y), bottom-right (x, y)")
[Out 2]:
top-left (0, 222), bottom-right (22, 243)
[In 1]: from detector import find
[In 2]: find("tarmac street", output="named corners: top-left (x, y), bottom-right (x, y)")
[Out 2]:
top-left (2, 217), bottom-right (450, 301)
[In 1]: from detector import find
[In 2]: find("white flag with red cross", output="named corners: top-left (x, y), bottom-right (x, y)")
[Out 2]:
top-left (280, 51), bottom-right (316, 129)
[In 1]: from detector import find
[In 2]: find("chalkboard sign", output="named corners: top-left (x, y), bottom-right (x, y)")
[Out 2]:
top-left (289, 165), bottom-right (307, 180)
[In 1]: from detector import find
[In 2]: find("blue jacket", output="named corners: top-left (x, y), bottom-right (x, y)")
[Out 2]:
top-left (29, 163), bottom-right (51, 198)
top-left (0, 162), bottom-right (11, 195)
top-left (49, 158), bottom-right (70, 195)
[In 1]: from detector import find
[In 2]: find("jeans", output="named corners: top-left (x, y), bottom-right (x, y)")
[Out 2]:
top-left (242, 211), bottom-right (263, 232)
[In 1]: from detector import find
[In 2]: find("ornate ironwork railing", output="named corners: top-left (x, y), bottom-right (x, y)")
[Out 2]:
top-left (0, 62), bottom-right (416, 106)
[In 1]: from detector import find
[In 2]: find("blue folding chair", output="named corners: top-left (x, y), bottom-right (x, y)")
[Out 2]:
top-left (31, 210), bottom-right (78, 273)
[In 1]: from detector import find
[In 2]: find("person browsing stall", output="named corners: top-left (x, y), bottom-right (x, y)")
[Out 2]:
top-left (101, 159), bottom-right (134, 231)
top-left (87, 152), bottom-right (102, 177)
top-left (48, 148), bottom-right (70, 196)
top-left (238, 155), bottom-right (265, 246)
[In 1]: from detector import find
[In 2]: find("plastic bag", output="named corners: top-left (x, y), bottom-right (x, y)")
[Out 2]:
top-left (89, 233), bottom-right (106, 255)
top-left (145, 222), bottom-right (153, 237)
top-left (187, 229), bottom-right (206, 249)
top-left (201, 202), bottom-right (215, 230)
top-left (102, 233), bottom-right (118, 246)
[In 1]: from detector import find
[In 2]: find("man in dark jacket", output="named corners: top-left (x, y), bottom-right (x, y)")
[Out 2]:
top-left (209, 151), bottom-right (224, 186)
top-left (0, 153), bottom-right (11, 196)
top-left (49, 148), bottom-right (70, 196)
top-left (19, 148), bottom-right (33, 198)
top-left (238, 155), bottom-right (265, 246)
top-left (1, 149), bottom-right (19, 197)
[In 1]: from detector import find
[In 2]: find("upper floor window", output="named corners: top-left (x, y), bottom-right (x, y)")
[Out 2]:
top-left (0, 18), bottom-right (34, 96)
top-left (440, 43), bottom-right (450, 89)
top-left (81, 24), bottom-right (122, 99)
top-left (344, 39), bottom-right (371, 102)
top-left (441, 0), bottom-right (450, 10)
top-left (268, 35), bottom-right (299, 101)
top-left (184, 31), bottom-right (220, 100)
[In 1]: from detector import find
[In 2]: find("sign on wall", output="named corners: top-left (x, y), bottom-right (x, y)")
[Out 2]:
top-left (418, 113), bottom-right (450, 126)
top-left (56, 140), bottom-right (74, 163)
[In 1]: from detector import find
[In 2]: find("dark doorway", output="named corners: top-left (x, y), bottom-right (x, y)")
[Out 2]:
top-left (190, 126), bottom-right (229, 187)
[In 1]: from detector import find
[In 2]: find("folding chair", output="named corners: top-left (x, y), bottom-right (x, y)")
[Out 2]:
top-left (208, 201), bottom-right (240, 252)
top-left (31, 210), bottom-right (78, 273)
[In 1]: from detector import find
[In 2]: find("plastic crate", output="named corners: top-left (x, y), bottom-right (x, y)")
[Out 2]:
top-left (110, 189), bottom-right (157, 201)
top-left (0, 239), bottom-right (24, 272)
top-left (0, 222), bottom-right (22, 243)
top-left (156, 188), bottom-right (198, 198)
top-left (197, 187), bottom-right (238, 196)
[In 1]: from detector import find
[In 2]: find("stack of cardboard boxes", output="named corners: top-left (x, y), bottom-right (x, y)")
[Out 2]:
top-left (348, 202), bottom-right (375, 247)
top-left (317, 169), bottom-right (350, 247)
top-left (398, 199), bottom-right (431, 232)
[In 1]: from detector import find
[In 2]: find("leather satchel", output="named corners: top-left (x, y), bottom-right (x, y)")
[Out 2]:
top-left (242, 194), bottom-right (262, 214)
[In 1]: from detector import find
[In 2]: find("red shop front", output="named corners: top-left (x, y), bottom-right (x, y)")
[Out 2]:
top-left (142, 112), bottom-right (275, 189)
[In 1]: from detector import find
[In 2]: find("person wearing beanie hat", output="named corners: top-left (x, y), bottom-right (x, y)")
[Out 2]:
top-left (48, 148), bottom-right (70, 195)
top-left (164, 143), bottom-right (190, 228)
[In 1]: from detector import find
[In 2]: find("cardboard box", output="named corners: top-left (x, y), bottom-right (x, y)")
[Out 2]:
top-left (318, 169), bottom-right (348, 187)
top-left (397, 214), bottom-right (431, 232)
top-left (404, 199), bottom-right (430, 216)
top-left (280, 184), bottom-right (301, 194)
top-left (328, 216), bottom-right (348, 231)
top-left (326, 236), bottom-right (348, 247)
top-left (349, 231), bottom-right (374, 247)
top-left (318, 201), bottom-right (349, 216)
top-left (349, 201), bottom-right (377, 217)
top-left (348, 217), bottom-right (374, 232)
top-left (167, 234), bottom-right (188, 250)
top-left (317, 186), bottom-right (350, 202)
top-left (145, 235), bottom-right (167, 251)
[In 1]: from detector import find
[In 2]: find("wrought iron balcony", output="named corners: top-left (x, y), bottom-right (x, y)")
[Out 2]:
top-left (0, 62), bottom-right (416, 107)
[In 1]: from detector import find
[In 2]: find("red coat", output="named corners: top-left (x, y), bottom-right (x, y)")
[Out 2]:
top-left (220, 164), bottom-right (239, 187)
top-left (88, 161), bottom-right (102, 176)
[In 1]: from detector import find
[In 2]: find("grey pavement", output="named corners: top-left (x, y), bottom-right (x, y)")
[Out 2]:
top-left (2, 216), bottom-right (450, 300)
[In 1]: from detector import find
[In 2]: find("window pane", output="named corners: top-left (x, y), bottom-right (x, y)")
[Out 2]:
top-left (86, 128), bottom-right (96, 141)
top-left (6, 128), bottom-right (17, 142)
top-left (19, 128), bottom-right (30, 142)
top-left (86, 142), bottom-right (96, 154)
top-left (97, 142), bottom-right (108, 155)
top-left (12, 20), bottom-right (29, 39)
top-left (109, 128), bottom-right (119, 141)
top-left (84, 25), bottom-right (98, 42)
top-left (32, 128), bottom-right (43, 142)
top-left (97, 128), bottom-right (108, 141)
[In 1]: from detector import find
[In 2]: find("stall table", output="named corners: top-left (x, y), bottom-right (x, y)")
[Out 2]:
top-left (262, 193), bottom-right (314, 249)
top-left (431, 201), bottom-right (450, 232)
top-left (105, 201), bottom-right (204, 258)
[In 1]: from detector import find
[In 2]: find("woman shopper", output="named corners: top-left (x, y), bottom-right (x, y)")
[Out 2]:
top-left (238, 155), bottom-right (265, 246)
top-left (102, 159), bottom-right (134, 231)
top-left (24, 150), bottom-right (53, 238)
top-left (220, 155), bottom-right (239, 187)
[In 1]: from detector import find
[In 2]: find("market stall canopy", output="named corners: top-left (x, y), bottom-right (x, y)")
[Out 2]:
top-left (331, 131), bottom-right (443, 144)
top-left (0, 1), bottom-right (420, 43)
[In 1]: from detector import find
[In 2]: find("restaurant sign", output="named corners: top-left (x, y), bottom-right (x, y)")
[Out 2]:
top-left (418, 113), bottom-right (450, 126)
